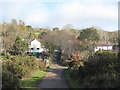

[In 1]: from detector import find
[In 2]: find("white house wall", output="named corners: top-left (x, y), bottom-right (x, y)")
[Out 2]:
top-left (94, 46), bottom-right (113, 52)
top-left (102, 46), bottom-right (108, 50)
top-left (29, 39), bottom-right (44, 53)
top-left (30, 49), bottom-right (44, 52)
top-left (108, 46), bottom-right (112, 50)
top-left (95, 46), bottom-right (102, 52)
top-left (30, 39), bottom-right (41, 48)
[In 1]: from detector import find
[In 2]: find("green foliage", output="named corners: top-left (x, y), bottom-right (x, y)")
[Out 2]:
top-left (26, 25), bottom-right (33, 29)
top-left (20, 71), bottom-right (47, 88)
top-left (77, 27), bottom-right (99, 41)
top-left (44, 41), bottom-right (58, 56)
top-left (38, 31), bottom-right (47, 39)
top-left (12, 36), bottom-right (28, 55)
top-left (67, 51), bottom-right (120, 88)
top-left (2, 56), bottom-right (46, 88)
top-left (77, 27), bottom-right (99, 52)
top-left (1, 52), bottom-right (11, 59)
top-left (63, 69), bottom-right (82, 88)
top-left (77, 51), bottom-right (120, 88)
top-left (67, 53), bottom-right (84, 78)
top-left (39, 61), bottom-right (46, 70)
top-left (28, 32), bottom-right (35, 40)
top-left (2, 71), bottom-right (20, 88)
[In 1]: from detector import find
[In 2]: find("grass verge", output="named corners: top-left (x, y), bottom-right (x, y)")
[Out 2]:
top-left (63, 69), bottom-right (82, 88)
top-left (20, 70), bottom-right (47, 88)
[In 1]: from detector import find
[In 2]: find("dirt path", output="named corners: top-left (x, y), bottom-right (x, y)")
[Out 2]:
top-left (38, 64), bottom-right (69, 88)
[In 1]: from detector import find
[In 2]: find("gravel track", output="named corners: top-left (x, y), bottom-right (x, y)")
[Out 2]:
top-left (38, 64), bottom-right (69, 88)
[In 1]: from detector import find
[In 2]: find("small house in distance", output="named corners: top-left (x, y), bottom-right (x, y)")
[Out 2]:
top-left (29, 39), bottom-right (44, 53)
top-left (28, 39), bottom-right (48, 59)
top-left (94, 43), bottom-right (115, 52)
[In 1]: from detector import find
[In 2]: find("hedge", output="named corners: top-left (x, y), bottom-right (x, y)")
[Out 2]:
top-left (68, 51), bottom-right (120, 88)
top-left (2, 55), bottom-right (46, 88)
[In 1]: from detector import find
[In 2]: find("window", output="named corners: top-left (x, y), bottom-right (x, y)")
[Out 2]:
top-left (37, 48), bottom-right (39, 50)
top-left (31, 48), bottom-right (34, 50)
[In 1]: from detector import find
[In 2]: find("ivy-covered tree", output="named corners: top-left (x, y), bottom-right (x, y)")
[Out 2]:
top-left (26, 25), bottom-right (33, 29)
top-left (77, 27), bottom-right (99, 41)
top-left (77, 27), bottom-right (99, 52)
top-left (38, 32), bottom-right (47, 39)
top-left (12, 36), bottom-right (28, 55)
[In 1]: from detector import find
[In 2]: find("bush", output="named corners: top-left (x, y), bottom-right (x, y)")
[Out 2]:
top-left (2, 55), bottom-right (46, 88)
top-left (1, 52), bottom-right (11, 60)
top-left (3, 56), bottom-right (33, 79)
top-left (68, 50), bottom-right (120, 88)
top-left (38, 61), bottom-right (46, 70)
top-left (67, 53), bottom-right (84, 75)
top-left (2, 71), bottom-right (19, 88)
top-left (77, 50), bottom-right (120, 88)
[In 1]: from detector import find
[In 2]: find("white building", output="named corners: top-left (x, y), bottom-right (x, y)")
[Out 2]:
top-left (29, 39), bottom-right (45, 53)
top-left (94, 43), bottom-right (114, 52)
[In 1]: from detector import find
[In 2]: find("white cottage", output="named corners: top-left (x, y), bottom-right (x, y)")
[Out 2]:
top-left (94, 43), bottom-right (114, 52)
top-left (29, 39), bottom-right (44, 53)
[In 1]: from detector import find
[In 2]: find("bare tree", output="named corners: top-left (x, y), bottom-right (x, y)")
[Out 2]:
top-left (41, 30), bottom-right (79, 58)
top-left (62, 24), bottom-right (74, 30)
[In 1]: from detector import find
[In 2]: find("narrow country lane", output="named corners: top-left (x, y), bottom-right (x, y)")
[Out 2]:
top-left (38, 64), bottom-right (69, 88)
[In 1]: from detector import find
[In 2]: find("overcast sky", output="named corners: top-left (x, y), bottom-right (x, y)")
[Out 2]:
top-left (0, 0), bottom-right (119, 31)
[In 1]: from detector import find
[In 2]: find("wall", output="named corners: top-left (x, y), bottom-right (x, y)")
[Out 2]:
top-left (95, 46), bottom-right (113, 52)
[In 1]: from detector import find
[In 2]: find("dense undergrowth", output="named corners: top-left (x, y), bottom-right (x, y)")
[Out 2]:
top-left (2, 55), bottom-right (46, 88)
top-left (68, 50), bottom-right (120, 88)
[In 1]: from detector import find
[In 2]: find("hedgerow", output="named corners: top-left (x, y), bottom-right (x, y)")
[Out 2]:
top-left (2, 55), bottom-right (46, 88)
top-left (68, 51), bottom-right (120, 88)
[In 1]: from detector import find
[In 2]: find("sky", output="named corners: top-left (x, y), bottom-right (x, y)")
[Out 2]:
top-left (0, 0), bottom-right (119, 31)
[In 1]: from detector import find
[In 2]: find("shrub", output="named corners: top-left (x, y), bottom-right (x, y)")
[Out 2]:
top-left (77, 50), bottom-right (120, 88)
top-left (68, 50), bottom-right (120, 88)
top-left (2, 71), bottom-right (19, 88)
top-left (67, 52), bottom-right (84, 79)
top-left (1, 52), bottom-right (11, 60)
top-left (38, 61), bottom-right (46, 70)
top-left (2, 55), bottom-right (46, 88)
